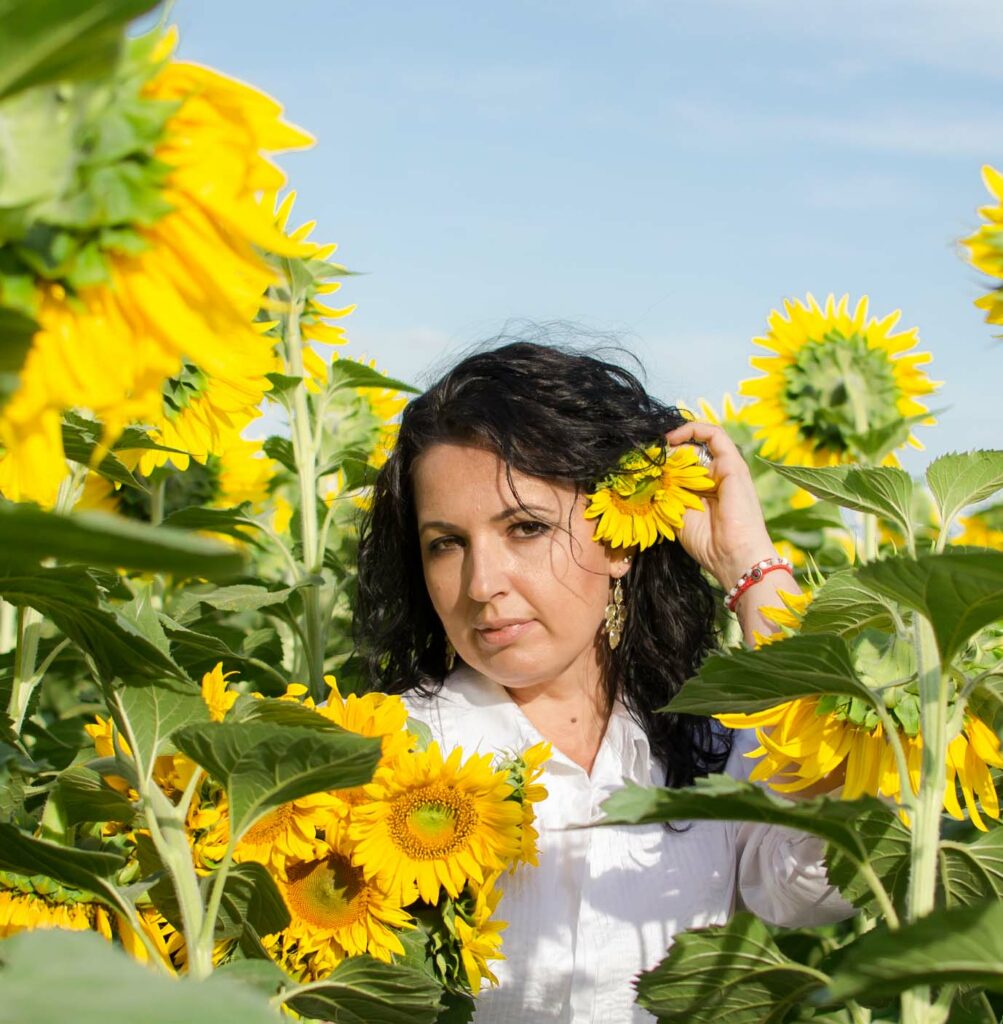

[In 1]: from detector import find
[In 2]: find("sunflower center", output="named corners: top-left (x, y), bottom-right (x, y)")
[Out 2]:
top-left (783, 332), bottom-right (900, 454)
top-left (284, 855), bottom-right (369, 931)
top-left (243, 803), bottom-right (295, 846)
top-left (387, 784), bottom-right (477, 859)
top-left (607, 481), bottom-right (659, 516)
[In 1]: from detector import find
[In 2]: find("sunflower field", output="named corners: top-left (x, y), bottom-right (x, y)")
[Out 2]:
top-left (1, 5), bottom-right (1003, 1024)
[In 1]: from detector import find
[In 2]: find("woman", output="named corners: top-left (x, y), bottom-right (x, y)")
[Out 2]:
top-left (356, 341), bottom-right (849, 1024)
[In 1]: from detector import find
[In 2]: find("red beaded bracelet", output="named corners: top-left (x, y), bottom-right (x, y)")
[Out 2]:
top-left (724, 557), bottom-right (795, 613)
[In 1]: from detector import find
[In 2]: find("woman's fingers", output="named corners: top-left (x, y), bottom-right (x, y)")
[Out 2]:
top-left (664, 421), bottom-right (749, 478)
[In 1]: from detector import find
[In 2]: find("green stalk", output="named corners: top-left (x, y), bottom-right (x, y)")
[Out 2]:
top-left (111, 695), bottom-right (210, 980)
top-left (901, 615), bottom-right (948, 1024)
top-left (282, 280), bottom-right (326, 700)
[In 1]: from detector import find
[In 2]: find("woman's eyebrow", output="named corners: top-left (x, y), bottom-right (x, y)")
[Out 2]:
top-left (418, 504), bottom-right (557, 534)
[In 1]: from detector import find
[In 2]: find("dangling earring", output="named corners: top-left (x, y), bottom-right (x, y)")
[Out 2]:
top-left (444, 637), bottom-right (456, 672)
top-left (603, 578), bottom-right (627, 651)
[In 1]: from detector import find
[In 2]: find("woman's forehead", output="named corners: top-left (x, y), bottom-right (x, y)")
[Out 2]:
top-left (412, 443), bottom-right (576, 514)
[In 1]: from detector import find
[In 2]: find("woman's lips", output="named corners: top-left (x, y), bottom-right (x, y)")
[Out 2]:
top-left (474, 620), bottom-right (535, 646)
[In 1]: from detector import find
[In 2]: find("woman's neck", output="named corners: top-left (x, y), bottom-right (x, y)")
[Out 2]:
top-left (503, 662), bottom-right (610, 775)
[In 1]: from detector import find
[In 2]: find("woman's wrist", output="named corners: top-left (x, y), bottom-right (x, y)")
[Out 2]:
top-left (711, 542), bottom-right (782, 593)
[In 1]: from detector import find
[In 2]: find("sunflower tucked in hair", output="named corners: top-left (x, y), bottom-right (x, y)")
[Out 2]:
top-left (584, 442), bottom-right (714, 551)
top-left (739, 293), bottom-right (939, 468)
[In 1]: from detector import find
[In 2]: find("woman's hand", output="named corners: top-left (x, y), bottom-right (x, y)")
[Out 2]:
top-left (664, 420), bottom-right (777, 588)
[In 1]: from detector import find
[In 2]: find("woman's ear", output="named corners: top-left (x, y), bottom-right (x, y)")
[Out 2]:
top-left (608, 550), bottom-right (633, 580)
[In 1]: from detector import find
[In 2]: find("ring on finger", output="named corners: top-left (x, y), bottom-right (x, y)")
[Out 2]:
top-left (687, 441), bottom-right (714, 468)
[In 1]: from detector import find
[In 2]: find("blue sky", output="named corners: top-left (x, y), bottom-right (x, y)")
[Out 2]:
top-left (168, 0), bottom-right (1003, 470)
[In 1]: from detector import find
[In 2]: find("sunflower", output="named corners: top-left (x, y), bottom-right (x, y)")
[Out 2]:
top-left (455, 873), bottom-right (507, 996)
top-left (962, 165), bottom-right (1003, 325)
top-left (200, 662), bottom-right (240, 722)
top-left (954, 511), bottom-right (1003, 550)
top-left (739, 294), bottom-right (939, 468)
top-left (0, 872), bottom-right (111, 941)
top-left (267, 827), bottom-right (413, 980)
top-left (232, 792), bottom-right (341, 878)
top-left (494, 742), bottom-right (550, 868)
top-left (0, 28), bottom-right (312, 506)
top-left (585, 444), bottom-right (715, 551)
top-left (349, 742), bottom-right (524, 905)
top-left (315, 675), bottom-right (414, 768)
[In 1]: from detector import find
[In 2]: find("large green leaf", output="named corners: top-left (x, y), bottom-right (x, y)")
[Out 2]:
top-left (824, 900), bottom-right (1003, 1001)
top-left (0, 565), bottom-right (182, 680)
top-left (599, 776), bottom-right (894, 896)
top-left (941, 830), bottom-right (1003, 905)
top-left (0, 0), bottom-right (161, 102)
top-left (160, 505), bottom-right (262, 544)
top-left (172, 721), bottom-right (381, 840)
top-left (211, 862), bottom-right (291, 941)
top-left (799, 571), bottom-right (897, 639)
top-left (927, 451), bottom-right (1003, 530)
top-left (0, 503), bottom-right (244, 577)
top-left (172, 582), bottom-right (302, 619)
top-left (765, 462), bottom-right (915, 537)
top-left (0, 822), bottom-right (124, 890)
top-left (635, 912), bottom-right (828, 1024)
top-left (110, 677), bottom-right (209, 779)
top-left (856, 551), bottom-right (1003, 663)
top-left (668, 634), bottom-right (877, 716)
top-left (0, 930), bottom-right (282, 1024)
top-left (283, 955), bottom-right (442, 1024)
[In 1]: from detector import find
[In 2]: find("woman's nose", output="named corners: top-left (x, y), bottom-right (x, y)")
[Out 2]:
top-left (465, 541), bottom-right (509, 603)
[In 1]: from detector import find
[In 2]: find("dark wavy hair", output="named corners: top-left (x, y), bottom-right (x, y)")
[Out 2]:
top-left (354, 339), bottom-right (731, 787)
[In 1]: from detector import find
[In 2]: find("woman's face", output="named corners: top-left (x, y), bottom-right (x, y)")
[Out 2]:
top-left (413, 443), bottom-right (627, 692)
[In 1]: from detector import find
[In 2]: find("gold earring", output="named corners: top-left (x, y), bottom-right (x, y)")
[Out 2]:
top-left (445, 638), bottom-right (456, 672)
top-left (603, 578), bottom-right (626, 651)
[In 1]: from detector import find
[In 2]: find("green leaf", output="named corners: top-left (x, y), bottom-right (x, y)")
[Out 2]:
top-left (172, 720), bottom-right (381, 840)
top-left (799, 571), bottom-right (897, 639)
top-left (173, 583), bottom-right (300, 619)
top-left (765, 502), bottom-right (847, 535)
top-left (111, 677), bottom-right (209, 779)
top-left (941, 830), bottom-right (1003, 905)
top-left (824, 900), bottom-right (1003, 1002)
top-left (927, 451), bottom-right (1003, 530)
top-left (0, 930), bottom-right (283, 1024)
top-left (0, 0), bottom-right (161, 102)
top-left (54, 765), bottom-right (135, 825)
top-left (822, 803), bottom-right (912, 915)
top-left (262, 435), bottom-right (296, 474)
top-left (0, 565), bottom-right (182, 680)
top-left (283, 955), bottom-right (442, 1024)
top-left (599, 775), bottom-right (891, 877)
top-left (857, 551), bottom-right (1003, 663)
top-left (213, 959), bottom-right (292, 998)
top-left (61, 413), bottom-right (143, 492)
top-left (211, 862), bottom-right (291, 941)
top-left (765, 462), bottom-right (915, 537)
top-left (160, 504), bottom-right (262, 543)
top-left (635, 912), bottom-right (828, 1024)
top-left (263, 372), bottom-right (303, 397)
top-left (0, 822), bottom-right (124, 889)
top-left (0, 503), bottom-right (244, 577)
top-left (0, 307), bottom-right (37, 408)
top-left (668, 634), bottom-right (877, 715)
top-left (326, 359), bottom-right (420, 396)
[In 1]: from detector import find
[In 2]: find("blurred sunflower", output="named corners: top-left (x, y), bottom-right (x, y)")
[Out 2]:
top-left (962, 165), bottom-right (1003, 326)
top-left (739, 294), bottom-right (939, 467)
top-left (349, 742), bottom-right (524, 905)
top-left (0, 28), bottom-right (312, 505)
top-left (455, 873), bottom-right (507, 996)
top-left (954, 509), bottom-right (1003, 550)
top-left (585, 443), bottom-right (715, 551)
top-left (0, 873), bottom-right (112, 940)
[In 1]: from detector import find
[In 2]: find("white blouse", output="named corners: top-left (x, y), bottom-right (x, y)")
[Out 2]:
top-left (403, 667), bottom-right (852, 1024)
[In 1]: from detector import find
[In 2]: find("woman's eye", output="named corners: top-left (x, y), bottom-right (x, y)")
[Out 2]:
top-left (511, 520), bottom-right (551, 539)
top-left (428, 535), bottom-right (462, 554)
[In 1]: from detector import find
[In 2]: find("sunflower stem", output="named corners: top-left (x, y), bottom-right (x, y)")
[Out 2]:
top-left (110, 691), bottom-right (210, 980)
top-left (282, 278), bottom-right (326, 701)
top-left (198, 836), bottom-right (236, 963)
top-left (901, 615), bottom-right (948, 1024)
